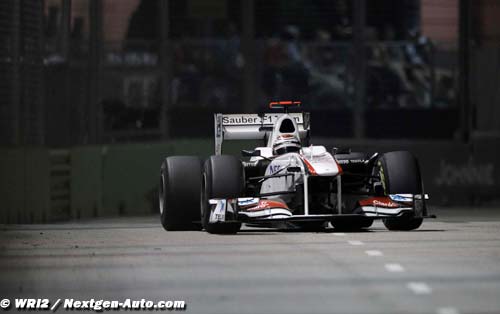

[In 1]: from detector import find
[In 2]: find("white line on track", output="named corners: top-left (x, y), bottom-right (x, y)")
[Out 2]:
top-left (407, 282), bottom-right (432, 295)
top-left (365, 250), bottom-right (383, 256)
top-left (348, 240), bottom-right (364, 245)
top-left (332, 233), bottom-right (346, 236)
top-left (384, 263), bottom-right (405, 272)
top-left (436, 307), bottom-right (460, 314)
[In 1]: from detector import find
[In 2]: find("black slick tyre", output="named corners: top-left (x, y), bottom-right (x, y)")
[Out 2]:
top-left (377, 151), bottom-right (423, 231)
top-left (159, 156), bottom-right (202, 231)
top-left (201, 155), bottom-right (244, 234)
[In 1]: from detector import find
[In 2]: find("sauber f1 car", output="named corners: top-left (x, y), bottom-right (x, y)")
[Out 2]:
top-left (159, 101), bottom-right (434, 234)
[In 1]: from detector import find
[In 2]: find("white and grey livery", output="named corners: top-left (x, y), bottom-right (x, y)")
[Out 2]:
top-left (159, 101), bottom-right (434, 234)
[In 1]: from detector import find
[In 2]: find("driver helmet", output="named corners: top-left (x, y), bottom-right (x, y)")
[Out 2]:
top-left (273, 134), bottom-right (301, 155)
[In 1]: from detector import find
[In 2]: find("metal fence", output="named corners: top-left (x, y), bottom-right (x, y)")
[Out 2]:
top-left (89, 39), bottom-right (458, 142)
top-left (0, 0), bottom-right (45, 146)
top-left (1, 0), bottom-right (465, 147)
top-left (39, 38), bottom-right (461, 145)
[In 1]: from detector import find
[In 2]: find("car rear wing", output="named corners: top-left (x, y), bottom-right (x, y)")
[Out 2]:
top-left (214, 112), bottom-right (310, 155)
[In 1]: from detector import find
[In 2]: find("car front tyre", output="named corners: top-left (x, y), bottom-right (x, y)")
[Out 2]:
top-left (201, 155), bottom-right (243, 234)
top-left (377, 151), bottom-right (424, 231)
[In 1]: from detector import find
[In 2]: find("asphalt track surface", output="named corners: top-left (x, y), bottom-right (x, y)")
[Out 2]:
top-left (1, 208), bottom-right (500, 314)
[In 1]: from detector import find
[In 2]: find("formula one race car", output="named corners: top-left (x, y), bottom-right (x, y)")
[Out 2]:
top-left (159, 101), bottom-right (434, 234)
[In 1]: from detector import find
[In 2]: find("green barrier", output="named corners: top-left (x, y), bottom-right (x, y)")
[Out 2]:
top-left (3, 138), bottom-right (497, 224)
top-left (0, 139), bottom-right (258, 223)
top-left (25, 149), bottom-right (50, 223)
top-left (0, 148), bottom-right (49, 224)
top-left (101, 142), bottom-right (173, 216)
top-left (99, 139), bottom-right (253, 217)
top-left (71, 146), bottom-right (103, 219)
top-left (0, 149), bottom-right (24, 224)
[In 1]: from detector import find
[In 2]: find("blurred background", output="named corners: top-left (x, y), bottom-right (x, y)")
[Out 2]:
top-left (0, 0), bottom-right (499, 223)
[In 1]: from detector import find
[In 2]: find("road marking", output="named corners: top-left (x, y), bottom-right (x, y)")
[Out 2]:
top-left (365, 250), bottom-right (383, 256)
top-left (333, 233), bottom-right (346, 236)
top-left (385, 263), bottom-right (405, 272)
top-left (348, 240), bottom-right (364, 245)
top-left (407, 282), bottom-right (432, 295)
top-left (437, 307), bottom-right (460, 314)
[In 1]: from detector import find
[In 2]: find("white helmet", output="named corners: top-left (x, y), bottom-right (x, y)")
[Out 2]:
top-left (273, 133), bottom-right (301, 155)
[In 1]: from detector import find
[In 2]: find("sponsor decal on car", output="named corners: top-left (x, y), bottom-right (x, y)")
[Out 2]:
top-left (389, 194), bottom-right (414, 203)
top-left (337, 159), bottom-right (365, 165)
top-left (269, 165), bottom-right (282, 174)
top-left (237, 197), bottom-right (260, 208)
top-left (209, 200), bottom-right (227, 222)
top-left (221, 114), bottom-right (303, 126)
top-left (246, 200), bottom-right (289, 212)
top-left (359, 197), bottom-right (400, 208)
top-left (222, 116), bottom-right (261, 125)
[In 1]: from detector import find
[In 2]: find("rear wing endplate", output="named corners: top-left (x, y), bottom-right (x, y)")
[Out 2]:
top-left (214, 113), bottom-right (310, 155)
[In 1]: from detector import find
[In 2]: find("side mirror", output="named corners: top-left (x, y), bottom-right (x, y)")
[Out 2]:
top-left (241, 150), bottom-right (261, 157)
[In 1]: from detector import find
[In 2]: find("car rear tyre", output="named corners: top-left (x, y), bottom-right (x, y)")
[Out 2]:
top-left (201, 155), bottom-right (243, 234)
top-left (377, 151), bottom-right (423, 231)
top-left (159, 156), bottom-right (202, 231)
